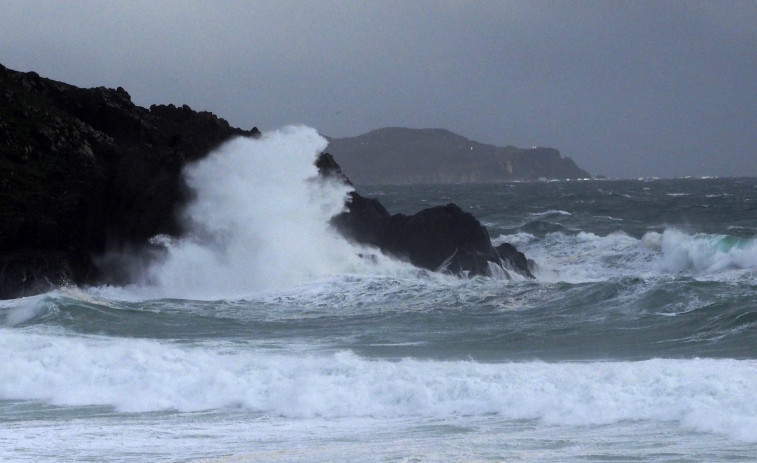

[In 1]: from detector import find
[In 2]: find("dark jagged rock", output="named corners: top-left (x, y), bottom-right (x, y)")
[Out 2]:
top-left (315, 152), bottom-right (353, 186)
top-left (378, 203), bottom-right (499, 276)
top-left (495, 243), bottom-right (535, 279)
top-left (322, 153), bottom-right (535, 279)
top-left (331, 191), bottom-right (390, 247)
top-left (0, 250), bottom-right (96, 299)
top-left (0, 63), bottom-right (257, 298)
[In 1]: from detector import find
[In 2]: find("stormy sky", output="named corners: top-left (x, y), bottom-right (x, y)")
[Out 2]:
top-left (1, 0), bottom-right (755, 178)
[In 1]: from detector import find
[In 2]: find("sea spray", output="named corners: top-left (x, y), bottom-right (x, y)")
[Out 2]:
top-left (140, 126), bottom-right (381, 299)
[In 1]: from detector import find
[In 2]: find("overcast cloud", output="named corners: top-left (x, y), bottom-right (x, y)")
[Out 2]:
top-left (1, 0), bottom-right (755, 178)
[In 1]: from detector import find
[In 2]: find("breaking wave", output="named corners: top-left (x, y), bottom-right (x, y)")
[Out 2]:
top-left (1, 330), bottom-right (755, 442)
top-left (123, 126), bottom-right (410, 300)
top-left (496, 228), bottom-right (757, 283)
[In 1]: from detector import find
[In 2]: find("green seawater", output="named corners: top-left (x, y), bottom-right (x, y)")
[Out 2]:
top-left (2, 177), bottom-right (757, 462)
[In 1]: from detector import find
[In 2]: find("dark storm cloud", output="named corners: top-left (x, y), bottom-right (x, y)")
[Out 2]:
top-left (1, 0), bottom-right (755, 178)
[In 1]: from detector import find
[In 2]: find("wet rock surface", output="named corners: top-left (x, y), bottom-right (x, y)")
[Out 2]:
top-left (0, 63), bottom-right (258, 297)
top-left (321, 153), bottom-right (535, 279)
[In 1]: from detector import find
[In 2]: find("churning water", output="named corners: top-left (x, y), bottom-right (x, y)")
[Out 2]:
top-left (2, 127), bottom-right (757, 461)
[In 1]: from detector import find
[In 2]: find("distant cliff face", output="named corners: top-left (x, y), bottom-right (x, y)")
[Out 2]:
top-left (325, 127), bottom-right (591, 185)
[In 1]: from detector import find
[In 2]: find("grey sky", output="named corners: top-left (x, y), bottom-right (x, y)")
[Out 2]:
top-left (1, 0), bottom-right (755, 178)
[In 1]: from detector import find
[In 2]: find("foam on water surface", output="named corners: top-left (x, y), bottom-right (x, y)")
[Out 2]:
top-left (1, 328), bottom-right (756, 443)
top-left (494, 226), bottom-right (757, 284)
top-left (3, 162), bottom-right (757, 462)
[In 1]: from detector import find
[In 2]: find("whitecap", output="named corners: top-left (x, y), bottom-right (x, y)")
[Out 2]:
top-left (2, 332), bottom-right (756, 442)
top-left (528, 210), bottom-right (572, 217)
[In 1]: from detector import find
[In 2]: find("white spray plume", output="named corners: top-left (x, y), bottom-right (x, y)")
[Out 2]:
top-left (141, 126), bottom-right (378, 299)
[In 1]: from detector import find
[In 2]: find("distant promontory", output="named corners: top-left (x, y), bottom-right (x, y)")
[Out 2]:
top-left (326, 127), bottom-right (590, 185)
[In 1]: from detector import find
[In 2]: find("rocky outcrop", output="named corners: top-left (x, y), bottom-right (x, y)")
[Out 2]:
top-left (0, 63), bottom-right (534, 298)
top-left (320, 153), bottom-right (535, 279)
top-left (325, 127), bottom-right (591, 185)
top-left (494, 243), bottom-right (534, 278)
top-left (0, 63), bottom-right (258, 298)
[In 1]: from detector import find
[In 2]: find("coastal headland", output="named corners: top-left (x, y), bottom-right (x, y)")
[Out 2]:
top-left (1, 64), bottom-right (536, 298)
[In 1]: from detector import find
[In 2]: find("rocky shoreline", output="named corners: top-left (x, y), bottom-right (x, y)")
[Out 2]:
top-left (1, 64), bottom-right (531, 298)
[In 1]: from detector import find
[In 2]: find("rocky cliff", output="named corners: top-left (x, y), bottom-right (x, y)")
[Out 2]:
top-left (0, 64), bottom-right (534, 298)
top-left (0, 63), bottom-right (259, 297)
top-left (325, 127), bottom-right (591, 185)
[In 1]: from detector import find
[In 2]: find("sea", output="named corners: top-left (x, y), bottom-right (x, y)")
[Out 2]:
top-left (2, 127), bottom-right (757, 462)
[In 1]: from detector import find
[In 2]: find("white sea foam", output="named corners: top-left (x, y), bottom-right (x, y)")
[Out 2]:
top-left (1, 329), bottom-right (755, 442)
top-left (501, 230), bottom-right (655, 283)
top-left (491, 232), bottom-right (537, 248)
top-left (656, 229), bottom-right (757, 275)
top-left (126, 126), bottom-right (411, 300)
top-left (528, 210), bottom-right (572, 217)
top-left (494, 227), bottom-right (757, 284)
top-left (595, 215), bottom-right (624, 221)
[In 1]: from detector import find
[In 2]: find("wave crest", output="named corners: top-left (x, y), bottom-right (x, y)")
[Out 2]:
top-left (2, 331), bottom-right (756, 442)
top-left (657, 229), bottom-right (757, 275)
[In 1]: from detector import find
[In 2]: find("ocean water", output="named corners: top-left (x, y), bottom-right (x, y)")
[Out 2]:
top-left (2, 127), bottom-right (757, 462)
